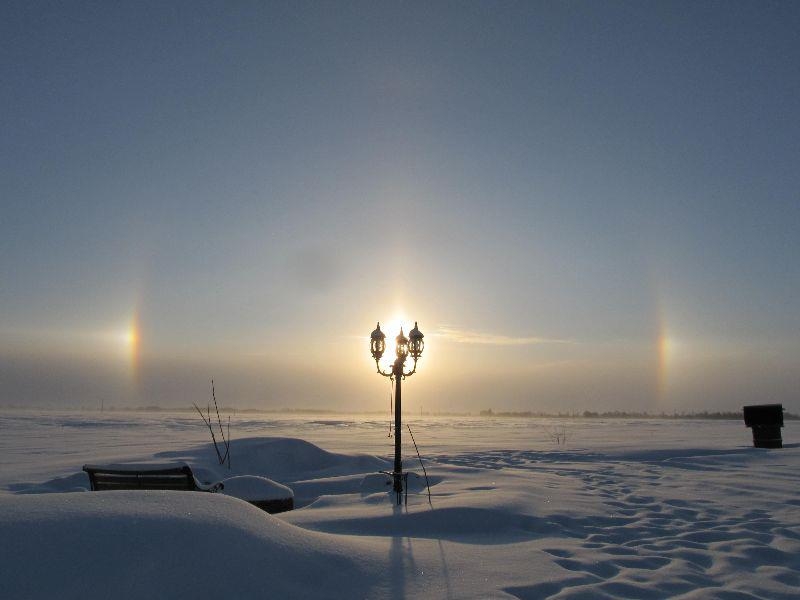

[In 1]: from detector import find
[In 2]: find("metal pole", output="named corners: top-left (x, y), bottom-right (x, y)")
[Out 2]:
top-left (393, 360), bottom-right (403, 503)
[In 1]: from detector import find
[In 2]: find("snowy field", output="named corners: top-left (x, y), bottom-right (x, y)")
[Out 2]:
top-left (1, 411), bottom-right (799, 599)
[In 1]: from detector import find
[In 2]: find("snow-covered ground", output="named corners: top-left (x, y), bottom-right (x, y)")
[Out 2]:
top-left (1, 411), bottom-right (798, 599)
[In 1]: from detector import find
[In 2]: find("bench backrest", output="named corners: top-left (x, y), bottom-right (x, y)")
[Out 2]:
top-left (83, 465), bottom-right (197, 491)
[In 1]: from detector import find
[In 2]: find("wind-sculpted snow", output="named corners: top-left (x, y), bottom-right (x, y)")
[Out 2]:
top-left (1, 412), bottom-right (799, 598)
top-left (431, 445), bottom-right (800, 599)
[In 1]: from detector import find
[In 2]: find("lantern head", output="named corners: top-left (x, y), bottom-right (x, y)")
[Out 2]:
top-left (408, 321), bottom-right (424, 359)
top-left (370, 322), bottom-right (386, 360)
top-left (395, 327), bottom-right (409, 359)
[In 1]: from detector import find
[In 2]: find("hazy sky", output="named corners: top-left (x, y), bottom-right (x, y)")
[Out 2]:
top-left (2, 1), bottom-right (799, 413)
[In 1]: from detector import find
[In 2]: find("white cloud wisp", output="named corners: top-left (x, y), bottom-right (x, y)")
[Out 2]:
top-left (433, 325), bottom-right (569, 346)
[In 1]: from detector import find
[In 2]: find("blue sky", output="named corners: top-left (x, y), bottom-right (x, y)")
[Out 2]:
top-left (2, 1), bottom-right (798, 412)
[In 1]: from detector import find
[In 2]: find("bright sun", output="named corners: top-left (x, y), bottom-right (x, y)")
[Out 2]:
top-left (381, 314), bottom-right (411, 340)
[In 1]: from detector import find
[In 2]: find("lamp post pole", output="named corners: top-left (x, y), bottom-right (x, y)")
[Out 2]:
top-left (371, 321), bottom-right (424, 504)
top-left (393, 356), bottom-right (403, 494)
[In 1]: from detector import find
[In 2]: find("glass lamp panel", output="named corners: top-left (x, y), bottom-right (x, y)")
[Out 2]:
top-left (396, 329), bottom-right (409, 357)
top-left (409, 322), bottom-right (424, 358)
top-left (370, 322), bottom-right (386, 359)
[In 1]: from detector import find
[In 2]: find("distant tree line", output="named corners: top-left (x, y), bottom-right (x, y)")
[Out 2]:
top-left (479, 408), bottom-right (799, 420)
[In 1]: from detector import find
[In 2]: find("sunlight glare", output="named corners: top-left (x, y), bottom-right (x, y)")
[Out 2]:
top-left (373, 312), bottom-right (414, 370)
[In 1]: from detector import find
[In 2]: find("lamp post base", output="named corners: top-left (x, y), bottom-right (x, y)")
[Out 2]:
top-left (383, 470), bottom-right (408, 506)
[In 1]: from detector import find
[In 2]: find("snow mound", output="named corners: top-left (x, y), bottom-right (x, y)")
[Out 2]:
top-left (220, 475), bottom-right (293, 502)
top-left (0, 491), bottom-right (373, 600)
top-left (156, 436), bottom-right (390, 482)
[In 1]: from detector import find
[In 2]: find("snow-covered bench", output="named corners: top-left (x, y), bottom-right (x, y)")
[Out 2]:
top-left (82, 464), bottom-right (294, 514)
top-left (82, 463), bottom-right (224, 493)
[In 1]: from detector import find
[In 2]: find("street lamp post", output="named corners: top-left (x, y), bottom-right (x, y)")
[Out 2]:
top-left (370, 321), bottom-right (424, 504)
